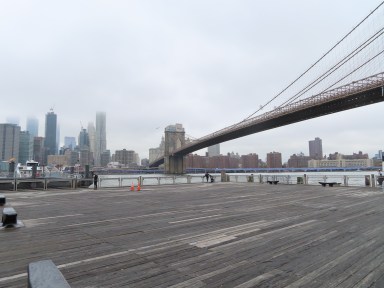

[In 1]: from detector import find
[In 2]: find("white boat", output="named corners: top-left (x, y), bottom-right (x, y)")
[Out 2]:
top-left (16, 160), bottom-right (44, 178)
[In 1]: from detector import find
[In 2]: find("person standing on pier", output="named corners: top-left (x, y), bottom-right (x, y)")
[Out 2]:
top-left (93, 173), bottom-right (98, 190)
top-left (204, 172), bottom-right (210, 183)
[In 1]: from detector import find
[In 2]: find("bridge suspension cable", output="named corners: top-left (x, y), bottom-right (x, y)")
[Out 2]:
top-left (242, 0), bottom-right (384, 123)
top-left (278, 28), bottom-right (384, 108)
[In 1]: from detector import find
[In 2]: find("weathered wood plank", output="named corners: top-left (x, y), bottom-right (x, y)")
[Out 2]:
top-left (1, 184), bottom-right (384, 287)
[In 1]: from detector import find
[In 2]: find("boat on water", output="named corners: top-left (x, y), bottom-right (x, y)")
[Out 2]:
top-left (16, 160), bottom-right (44, 178)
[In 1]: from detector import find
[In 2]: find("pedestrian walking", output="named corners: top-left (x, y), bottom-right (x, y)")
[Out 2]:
top-left (93, 173), bottom-right (98, 190)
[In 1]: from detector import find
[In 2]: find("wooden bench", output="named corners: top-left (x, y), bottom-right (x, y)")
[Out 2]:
top-left (28, 259), bottom-right (71, 288)
top-left (267, 180), bottom-right (279, 185)
top-left (2, 207), bottom-right (17, 226)
top-left (0, 194), bottom-right (5, 206)
top-left (319, 182), bottom-right (340, 187)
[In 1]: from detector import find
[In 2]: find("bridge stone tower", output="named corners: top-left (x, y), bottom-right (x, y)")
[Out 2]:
top-left (164, 124), bottom-right (186, 174)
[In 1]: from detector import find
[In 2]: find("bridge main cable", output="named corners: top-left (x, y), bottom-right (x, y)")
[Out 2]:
top-left (242, 1), bottom-right (384, 123)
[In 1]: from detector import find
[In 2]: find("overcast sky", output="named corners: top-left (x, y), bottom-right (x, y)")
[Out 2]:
top-left (1, 0), bottom-right (383, 162)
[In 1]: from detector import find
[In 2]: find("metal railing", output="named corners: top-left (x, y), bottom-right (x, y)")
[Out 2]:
top-left (1, 173), bottom-right (382, 190)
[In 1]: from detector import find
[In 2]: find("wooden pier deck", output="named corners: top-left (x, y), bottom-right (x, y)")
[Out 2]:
top-left (1, 183), bottom-right (384, 287)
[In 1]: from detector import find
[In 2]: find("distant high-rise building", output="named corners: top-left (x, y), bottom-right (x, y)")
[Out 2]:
top-left (56, 124), bottom-right (60, 154)
top-left (208, 144), bottom-right (220, 157)
top-left (44, 109), bottom-right (57, 160)
top-left (149, 137), bottom-right (165, 163)
top-left (19, 131), bottom-right (33, 164)
top-left (100, 150), bottom-right (111, 167)
top-left (33, 137), bottom-right (45, 164)
top-left (240, 153), bottom-right (259, 168)
top-left (26, 117), bottom-right (39, 138)
top-left (287, 153), bottom-right (310, 168)
top-left (309, 137), bottom-right (323, 160)
top-left (115, 149), bottom-right (136, 166)
top-left (78, 128), bottom-right (90, 149)
top-left (0, 123), bottom-right (20, 162)
top-left (87, 122), bottom-right (96, 156)
top-left (266, 151), bottom-right (282, 168)
top-left (95, 112), bottom-right (107, 166)
top-left (6, 116), bottom-right (20, 126)
top-left (64, 137), bottom-right (76, 150)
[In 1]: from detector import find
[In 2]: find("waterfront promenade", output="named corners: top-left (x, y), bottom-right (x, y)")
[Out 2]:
top-left (1, 182), bottom-right (384, 287)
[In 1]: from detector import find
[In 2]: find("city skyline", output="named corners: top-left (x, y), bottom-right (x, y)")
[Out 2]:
top-left (1, 1), bottom-right (383, 162)
top-left (0, 115), bottom-right (380, 165)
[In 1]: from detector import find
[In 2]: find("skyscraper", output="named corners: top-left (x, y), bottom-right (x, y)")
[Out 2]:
top-left (26, 116), bottom-right (39, 138)
top-left (87, 122), bottom-right (96, 156)
top-left (44, 109), bottom-right (57, 162)
top-left (19, 131), bottom-right (33, 164)
top-left (95, 112), bottom-right (107, 166)
top-left (33, 137), bottom-right (45, 164)
top-left (309, 137), bottom-right (323, 160)
top-left (78, 128), bottom-right (90, 149)
top-left (0, 123), bottom-right (20, 162)
top-left (64, 137), bottom-right (76, 150)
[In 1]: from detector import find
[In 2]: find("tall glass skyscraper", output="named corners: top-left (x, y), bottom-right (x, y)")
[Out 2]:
top-left (95, 112), bottom-right (107, 166)
top-left (44, 109), bottom-right (57, 161)
top-left (26, 116), bottom-right (39, 138)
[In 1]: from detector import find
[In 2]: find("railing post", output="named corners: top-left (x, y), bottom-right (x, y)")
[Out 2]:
top-left (371, 174), bottom-right (375, 187)
top-left (304, 174), bottom-right (307, 185)
top-left (344, 175), bottom-right (348, 186)
top-left (365, 175), bottom-right (370, 186)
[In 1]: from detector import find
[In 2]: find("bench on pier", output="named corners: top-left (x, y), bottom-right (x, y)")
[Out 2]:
top-left (2, 207), bottom-right (17, 227)
top-left (267, 180), bottom-right (279, 185)
top-left (319, 182), bottom-right (341, 187)
top-left (0, 194), bottom-right (5, 206)
top-left (28, 259), bottom-right (71, 288)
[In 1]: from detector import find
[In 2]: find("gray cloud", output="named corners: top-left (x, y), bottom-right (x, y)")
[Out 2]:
top-left (1, 0), bottom-right (383, 162)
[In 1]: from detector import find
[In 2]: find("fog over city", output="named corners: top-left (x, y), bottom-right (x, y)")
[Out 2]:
top-left (1, 0), bottom-right (384, 162)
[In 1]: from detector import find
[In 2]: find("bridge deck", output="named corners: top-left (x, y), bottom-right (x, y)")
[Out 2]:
top-left (1, 183), bottom-right (384, 287)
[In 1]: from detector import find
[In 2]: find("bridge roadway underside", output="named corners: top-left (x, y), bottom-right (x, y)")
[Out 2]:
top-left (152, 86), bottom-right (384, 169)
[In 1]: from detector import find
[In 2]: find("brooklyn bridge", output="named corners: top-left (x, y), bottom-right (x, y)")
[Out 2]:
top-left (150, 3), bottom-right (384, 173)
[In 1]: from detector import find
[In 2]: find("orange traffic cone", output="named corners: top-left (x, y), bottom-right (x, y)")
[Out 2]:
top-left (130, 182), bottom-right (134, 191)
top-left (137, 183), bottom-right (141, 191)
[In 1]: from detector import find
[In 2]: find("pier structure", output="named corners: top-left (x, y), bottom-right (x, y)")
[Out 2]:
top-left (1, 183), bottom-right (384, 287)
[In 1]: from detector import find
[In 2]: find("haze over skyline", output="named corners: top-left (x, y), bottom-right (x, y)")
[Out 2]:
top-left (1, 1), bottom-right (383, 162)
